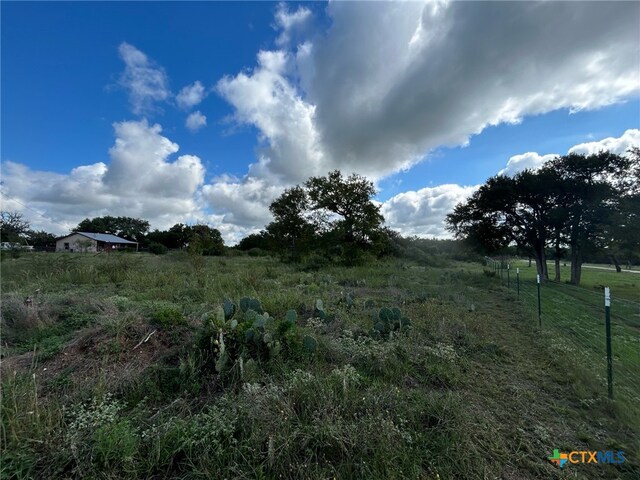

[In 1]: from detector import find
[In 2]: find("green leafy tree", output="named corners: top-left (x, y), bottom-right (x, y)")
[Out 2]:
top-left (237, 231), bottom-right (272, 251)
top-left (305, 170), bottom-right (384, 263)
top-left (266, 186), bottom-right (314, 261)
top-left (602, 147), bottom-right (640, 270)
top-left (75, 216), bottom-right (149, 241)
top-left (542, 151), bottom-right (632, 284)
top-left (449, 151), bottom-right (635, 284)
top-left (146, 223), bottom-right (189, 249)
top-left (145, 223), bottom-right (224, 254)
top-left (447, 171), bottom-right (555, 279)
top-left (188, 224), bottom-right (225, 256)
top-left (27, 230), bottom-right (56, 248)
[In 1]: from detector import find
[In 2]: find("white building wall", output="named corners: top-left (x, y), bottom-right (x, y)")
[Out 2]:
top-left (55, 234), bottom-right (97, 253)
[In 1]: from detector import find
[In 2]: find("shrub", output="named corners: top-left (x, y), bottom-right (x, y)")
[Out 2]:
top-left (302, 253), bottom-right (330, 271)
top-left (148, 242), bottom-right (168, 255)
top-left (149, 302), bottom-right (186, 328)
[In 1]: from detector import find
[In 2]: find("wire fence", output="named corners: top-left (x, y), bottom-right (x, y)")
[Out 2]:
top-left (485, 257), bottom-right (640, 407)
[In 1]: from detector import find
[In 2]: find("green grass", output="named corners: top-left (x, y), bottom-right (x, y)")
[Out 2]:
top-left (1, 252), bottom-right (638, 478)
top-left (493, 260), bottom-right (640, 437)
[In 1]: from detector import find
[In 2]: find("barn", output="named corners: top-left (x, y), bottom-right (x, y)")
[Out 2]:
top-left (55, 232), bottom-right (138, 253)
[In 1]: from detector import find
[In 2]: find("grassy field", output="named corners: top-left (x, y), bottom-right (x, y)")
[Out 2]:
top-left (500, 261), bottom-right (640, 424)
top-left (1, 252), bottom-right (638, 479)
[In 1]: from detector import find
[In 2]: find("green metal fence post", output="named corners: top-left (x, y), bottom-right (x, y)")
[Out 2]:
top-left (605, 287), bottom-right (613, 399)
top-left (507, 263), bottom-right (510, 289)
top-left (516, 267), bottom-right (520, 298)
top-left (537, 274), bottom-right (541, 328)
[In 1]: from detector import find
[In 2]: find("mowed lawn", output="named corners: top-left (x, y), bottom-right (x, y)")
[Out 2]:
top-left (1, 252), bottom-right (638, 479)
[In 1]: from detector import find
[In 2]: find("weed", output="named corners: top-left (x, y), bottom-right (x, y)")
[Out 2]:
top-left (148, 302), bottom-right (186, 329)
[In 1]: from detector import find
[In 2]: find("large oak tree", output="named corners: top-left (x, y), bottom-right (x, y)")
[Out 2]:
top-left (447, 151), bottom-right (637, 285)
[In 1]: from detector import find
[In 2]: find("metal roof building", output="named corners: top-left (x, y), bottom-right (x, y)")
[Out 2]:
top-left (72, 232), bottom-right (137, 244)
top-left (55, 232), bottom-right (137, 253)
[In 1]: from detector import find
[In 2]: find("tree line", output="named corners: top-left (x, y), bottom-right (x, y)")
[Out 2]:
top-left (446, 149), bottom-right (640, 284)
top-left (3, 150), bottom-right (637, 274)
top-left (0, 213), bottom-right (225, 256)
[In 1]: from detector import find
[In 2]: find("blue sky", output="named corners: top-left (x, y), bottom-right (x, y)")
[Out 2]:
top-left (1, 1), bottom-right (639, 241)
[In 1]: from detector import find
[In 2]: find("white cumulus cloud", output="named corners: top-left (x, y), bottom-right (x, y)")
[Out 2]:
top-left (1, 120), bottom-right (205, 235)
top-left (176, 81), bottom-right (207, 109)
top-left (306, 1), bottom-right (639, 176)
top-left (381, 184), bottom-right (479, 238)
top-left (216, 49), bottom-right (326, 185)
top-left (499, 152), bottom-right (559, 177)
top-left (498, 128), bottom-right (640, 177)
top-left (185, 111), bottom-right (207, 132)
top-left (569, 128), bottom-right (640, 156)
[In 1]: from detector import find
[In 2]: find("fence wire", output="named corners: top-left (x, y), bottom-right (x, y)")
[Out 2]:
top-left (485, 258), bottom-right (640, 408)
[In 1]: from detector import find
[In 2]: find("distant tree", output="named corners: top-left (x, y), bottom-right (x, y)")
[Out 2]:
top-left (267, 186), bottom-right (314, 261)
top-left (188, 224), bottom-right (225, 256)
top-left (148, 242), bottom-right (169, 255)
top-left (75, 216), bottom-right (149, 241)
top-left (27, 230), bottom-right (56, 248)
top-left (75, 216), bottom-right (114, 234)
top-left (167, 223), bottom-right (192, 249)
top-left (1, 211), bottom-right (30, 242)
top-left (146, 224), bottom-right (187, 249)
top-left (368, 227), bottom-right (403, 259)
top-left (146, 223), bottom-right (225, 255)
top-left (601, 147), bottom-right (640, 270)
top-left (114, 217), bottom-right (150, 242)
top-left (238, 231), bottom-right (272, 251)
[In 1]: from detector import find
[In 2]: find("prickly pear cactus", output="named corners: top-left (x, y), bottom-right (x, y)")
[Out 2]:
top-left (285, 309), bottom-right (297, 324)
top-left (240, 297), bottom-right (251, 313)
top-left (223, 299), bottom-right (237, 320)
top-left (373, 307), bottom-right (411, 338)
top-left (253, 314), bottom-right (267, 329)
top-left (249, 298), bottom-right (263, 313)
top-left (240, 297), bottom-right (263, 314)
top-left (243, 309), bottom-right (258, 324)
top-left (303, 335), bottom-right (318, 353)
top-left (379, 307), bottom-right (393, 323)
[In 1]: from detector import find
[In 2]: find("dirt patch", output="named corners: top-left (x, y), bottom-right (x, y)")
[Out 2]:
top-left (0, 324), bottom-right (189, 392)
